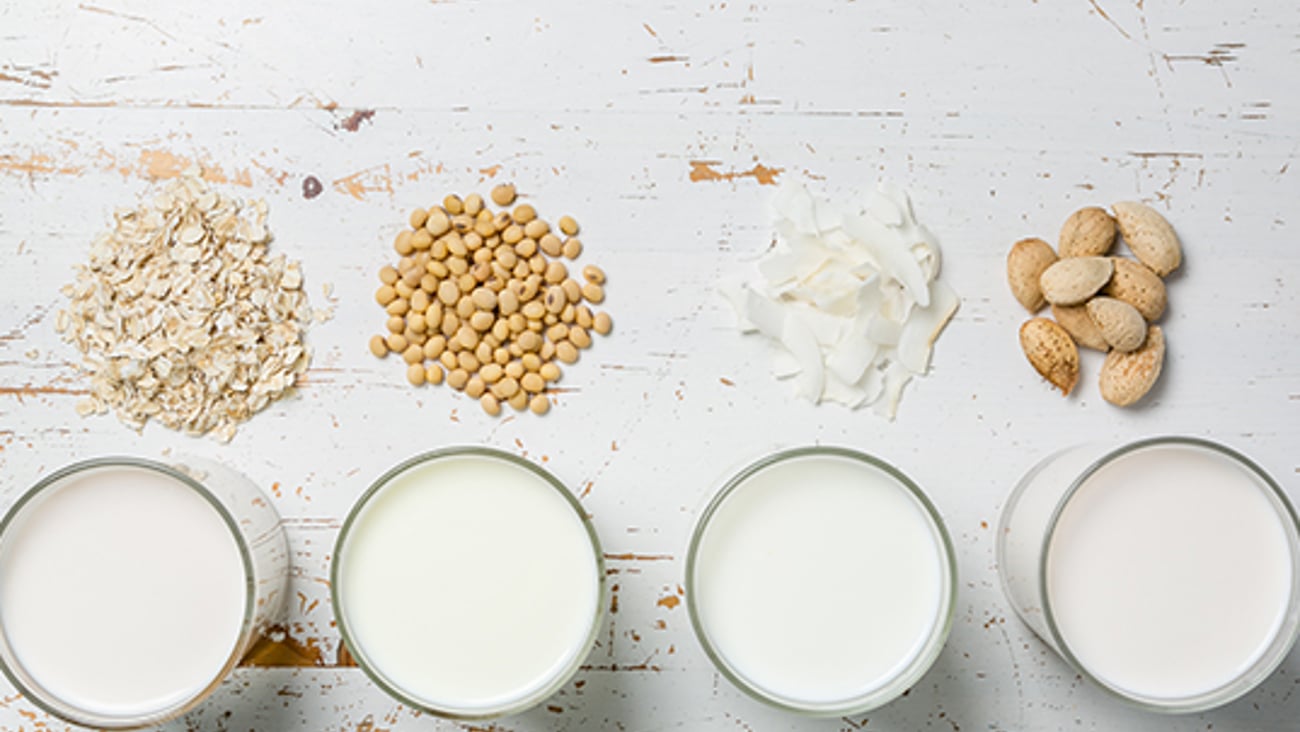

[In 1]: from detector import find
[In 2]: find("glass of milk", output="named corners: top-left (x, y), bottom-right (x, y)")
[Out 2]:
top-left (686, 446), bottom-right (957, 716)
top-left (997, 436), bottom-right (1300, 712)
top-left (331, 447), bottom-right (604, 720)
top-left (0, 456), bottom-right (289, 729)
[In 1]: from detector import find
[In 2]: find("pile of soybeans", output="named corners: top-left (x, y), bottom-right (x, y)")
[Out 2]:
top-left (369, 184), bottom-right (612, 417)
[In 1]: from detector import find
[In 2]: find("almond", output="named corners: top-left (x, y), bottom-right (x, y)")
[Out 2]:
top-left (1059, 207), bottom-right (1116, 258)
top-left (1112, 201), bottom-right (1182, 277)
top-left (1099, 325), bottom-right (1165, 407)
top-left (1052, 304), bottom-right (1108, 352)
top-left (1007, 238), bottom-right (1057, 312)
top-left (1104, 257), bottom-right (1166, 321)
top-left (1019, 317), bottom-right (1079, 396)
top-left (1086, 297), bottom-right (1147, 352)
top-left (1039, 256), bottom-right (1113, 306)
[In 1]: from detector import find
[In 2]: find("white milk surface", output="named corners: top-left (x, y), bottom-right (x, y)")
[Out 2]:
top-left (1047, 445), bottom-right (1295, 700)
top-left (691, 453), bottom-right (947, 707)
top-left (336, 454), bottom-right (599, 713)
top-left (0, 465), bottom-right (247, 718)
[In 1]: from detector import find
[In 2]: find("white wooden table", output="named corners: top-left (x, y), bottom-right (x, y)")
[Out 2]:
top-left (2, 1), bottom-right (1298, 730)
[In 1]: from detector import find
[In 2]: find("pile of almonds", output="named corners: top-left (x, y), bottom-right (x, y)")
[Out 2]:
top-left (1008, 201), bottom-right (1180, 406)
top-left (369, 184), bottom-right (612, 417)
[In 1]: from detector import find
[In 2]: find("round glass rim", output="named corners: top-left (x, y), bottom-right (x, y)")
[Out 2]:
top-left (684, 445), bottom-right (958, 717)
top-left (0, 456), bottom-right (258, 730)
top-left (1037, 435), bottom-right (1300, 714)
top-left (329, 445), bottom-right (606, 721)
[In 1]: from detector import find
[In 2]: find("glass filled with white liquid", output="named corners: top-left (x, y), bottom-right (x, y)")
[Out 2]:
top-left (331, 447), bottom-right (604, 720)
top-left (997, 436), bottom-right (1300, 712)
top-left (0, 457), bottom-right (289, 729)
top-left (686, 446), bottom-right (957, 716)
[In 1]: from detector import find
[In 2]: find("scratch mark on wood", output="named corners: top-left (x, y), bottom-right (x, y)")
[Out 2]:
top-left (280, 517), bottom-right (341, 530)
top-left (604, 553), bottom-right (673, 562)
top-left (78, 3), bottom-right (180, 43)
top-left (1164, 44), bottom-right (1241, 67)
top-left (0, 64), bottom-right (57, 90)
top-left (1086, 0), bottom-right (1132, 40)
top-left (648, 55), bottom-right (689, 64)
top-left (579, 662), bottom-right (662, 672)
top-left (0, 385), bottom-right (89, 397)
top-left (639, 85), bottom-right (710, 95)
top-left (0, 98), bottom-right (117, 108)
top-left (0, 153), bottom-right (83, 176)
top-left (642, 22), bottom-right (658, 38)
top-left (250, 159), bottom-right (290, 186)
top-left (333, 164), bottom-right (394, 201)
top-left (0, 305), bottom-right (52, 345)
top-left (689, 160), bottom-right (781, 185)
top-left (1127, 151), bottom-right (1203, 160)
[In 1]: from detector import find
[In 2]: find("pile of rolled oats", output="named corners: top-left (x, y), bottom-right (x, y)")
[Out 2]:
top-left (56, 168), bottom-right (315, 442)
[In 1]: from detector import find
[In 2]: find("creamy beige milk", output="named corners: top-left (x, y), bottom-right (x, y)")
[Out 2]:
top-left (689, 452), bottom-right (952, 710)
top-left (1046, 444), bottom-right (1295, 699)
top-left (0, 465), bottom-right (247, 717)
top-left (999, 440), bottom-right (1300, 708)
top-left (335, 453), bottom-right (600, 716)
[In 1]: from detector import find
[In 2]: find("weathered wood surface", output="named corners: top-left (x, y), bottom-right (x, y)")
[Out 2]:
top-left (1, 1), bottom-right (1298, 730)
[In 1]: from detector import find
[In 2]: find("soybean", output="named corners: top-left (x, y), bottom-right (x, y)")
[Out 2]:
top-left (491, 184), bottom-right (516, 207)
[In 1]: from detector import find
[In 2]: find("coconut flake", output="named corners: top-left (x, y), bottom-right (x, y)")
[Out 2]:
top-left (770, 348), bottom-right (802, 378)
top-left (780, 313), bottom-right (824, 401)
top-left (875, 361), bottom-right (914, 419)
top-left (897, 280), bottom-right (960, 375)
top-left (744, 288), bottom-right (787, 341)
top-left (842, 210), bottom-right (931, 308)
top-left (723, 180), bottom-right (960, 419)
top-left (826, 311), bottom-right (880, 385)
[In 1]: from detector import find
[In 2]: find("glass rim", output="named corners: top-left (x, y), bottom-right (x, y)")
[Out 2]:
top-left (684, 445), bottom-right (957, 717)
top-left (0, 456), bottom-right (257, 730)
top-left (330, 445), bottom-right (605, 721)
top-left (1038, 435), bottom-right (1300, 713)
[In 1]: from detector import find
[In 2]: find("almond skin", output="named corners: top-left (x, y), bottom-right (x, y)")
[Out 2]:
top-left (1086, 296), bottom-right (1147, 352)
top-left (1020, 317), bottom-right (1079, 396)
top-left (1039, 256), bottom-right (1114, 306)
top-left (1099, 325), bottom-right (1165, 407)
top-left (1113, 201), bottom-right (1182, 277)
top-left (1059, 207), bottom-right (1117, 258)
top-left (1052, 304), bottom-right (1109, 352)
top-left (1104, 257), bottom-right (1166, 321)
top-left (1007, 238), bottom-right (1058, 312)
